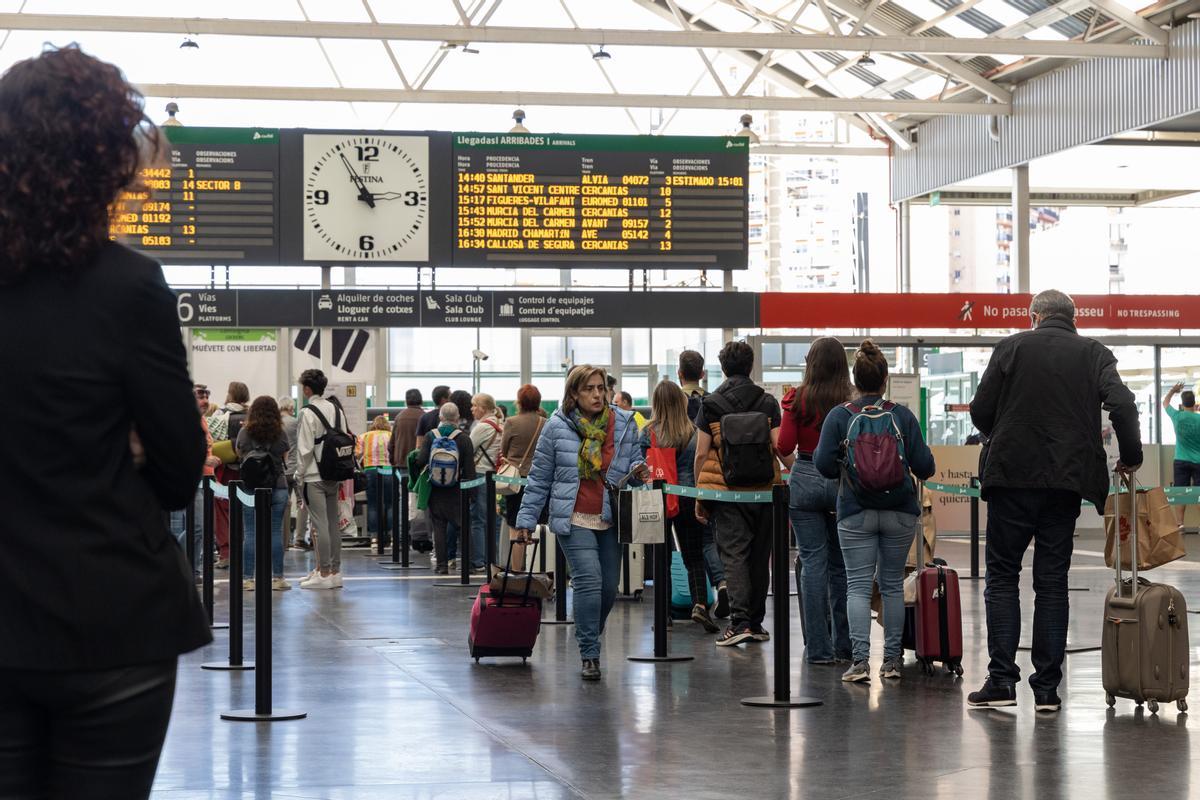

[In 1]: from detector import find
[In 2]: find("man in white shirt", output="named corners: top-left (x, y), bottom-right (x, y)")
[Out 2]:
top-left (294, 369), bottom-right (344, 590)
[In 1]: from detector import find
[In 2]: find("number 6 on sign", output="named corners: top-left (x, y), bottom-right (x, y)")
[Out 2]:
top-left (177, 292), bottom-right (194, 323)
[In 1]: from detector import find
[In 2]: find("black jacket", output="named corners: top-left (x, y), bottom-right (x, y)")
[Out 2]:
top-left (970, 316), bottom-right (1141, 511)
top-left (0, 243), bottom-right (211, 669)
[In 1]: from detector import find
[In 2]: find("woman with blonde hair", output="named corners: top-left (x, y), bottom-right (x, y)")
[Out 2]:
top-left (515, 366), bottom-right (649, 681)
top-left (640, 380), bottom-right (718, 632)
top-left (360, 413), bottom-right (393, 547)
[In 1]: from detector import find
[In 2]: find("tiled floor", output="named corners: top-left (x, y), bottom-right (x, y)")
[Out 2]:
top-left (153, 531), bottom-right (1200, 799)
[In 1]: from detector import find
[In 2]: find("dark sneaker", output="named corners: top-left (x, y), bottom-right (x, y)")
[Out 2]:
top-left (880, 657), bottom-right (903, 680)
top-left (750, 625), bottom-right (770, 642)
top-left (714, 584), bottom-right (730, 619)
top-left (842, 660), bottom-right (871, 683)
top-left (1034, 691), bottom-right (1062, 713)
top-left (691, 604), bottom-right (719, 633)
top-left (716, 625), bottom-right (754, 647)
top-left (581, 659), bottom-right (601, 681)
top-left (968, 680), bottom-right (1018, 709)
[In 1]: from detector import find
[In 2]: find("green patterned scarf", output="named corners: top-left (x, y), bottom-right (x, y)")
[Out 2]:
top-left (574, 406), bottom-right (610, 481)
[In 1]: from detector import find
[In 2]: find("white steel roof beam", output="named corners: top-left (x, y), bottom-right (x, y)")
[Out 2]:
top-left (135, 83), bottom-right (1009, 114)
top-left (1085, 0), bottom-right (1170, 45)
top-left (0, 14), bottom-right (1166, 59)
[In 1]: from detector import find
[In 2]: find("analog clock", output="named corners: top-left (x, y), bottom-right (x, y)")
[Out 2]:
top-left (302, 133), bottom-right (430, 262)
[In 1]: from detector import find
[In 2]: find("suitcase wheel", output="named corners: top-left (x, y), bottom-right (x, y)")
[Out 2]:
top-left (949, 662), bottom-right (964, 678)
top-left (1148, 699), bottom-right (1159, 715)
top-left (475, 658), bottom-right (480, 664)
top-left (1178, 699), bottom-right (1188, 713)
top-left (1106, 693), bottom-right (1116, 708)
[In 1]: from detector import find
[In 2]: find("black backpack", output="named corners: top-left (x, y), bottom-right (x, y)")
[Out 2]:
top-left (305, 403), bottom-right (357, 482)
top-left (706, 388), bottom-right (774, 488)
top-left (240, 439), bottom-right (280, 491)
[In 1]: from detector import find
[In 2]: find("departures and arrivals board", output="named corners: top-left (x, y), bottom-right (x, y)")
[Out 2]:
top-left (110, 128), bottom-right (749, 269)
top-left (109, 127), bottom-right (281, 264)
top-left (451, 133), bottom-right (749, 269)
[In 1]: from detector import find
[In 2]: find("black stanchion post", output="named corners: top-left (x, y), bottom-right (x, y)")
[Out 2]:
top-left (742, 484), bottom-right (821, 708)
top-left (543, 530), bottom-right (574, 626)
top-left (630, 481), bottom-right (693, 664)
top-left (201, 478), bottom-right (227, 630)
top-left (380, 474), bottom-right (426, 570)
top-left (203, 481), bottom-right (253, 671)
top-left (434, 481), bottom-right (482, 588)
top-left (485, 472), bottom-right (498, 582)
top-left (375, 470), bottom-right (387, 556)
top-left (222, 488), bottom-right (305, 722)
top-left (967, 476), bottom-right (983, 581)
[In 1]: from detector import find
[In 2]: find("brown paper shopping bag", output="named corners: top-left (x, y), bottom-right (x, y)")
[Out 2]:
top-left (1104, 486), bottom-right (1186, 571)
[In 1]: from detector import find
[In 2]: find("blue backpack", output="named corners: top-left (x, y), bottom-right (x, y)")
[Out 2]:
top-left (428, 429), bottom-right (462, 488)
top-left (840, 401), bottom-right (914, 508)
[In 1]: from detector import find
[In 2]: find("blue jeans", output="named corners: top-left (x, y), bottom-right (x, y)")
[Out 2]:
top-left (366, 469), bottom-right (395, 545)
top-left (788, 460), bottom-right (850, 662)
top-left (469, 482), bottom-right (497, 569)
top-left (839, 509), bottom-right (918, 662)
top-left (701, 522), bottom-right (725, 586)
top-left (241, 487), bottom-right (288, 579)
top-left (558, 525), bottom-right (622, 660)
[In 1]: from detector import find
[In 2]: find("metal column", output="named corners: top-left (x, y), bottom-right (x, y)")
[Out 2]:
top-left (1012, 165), bottom-right (1031, 293)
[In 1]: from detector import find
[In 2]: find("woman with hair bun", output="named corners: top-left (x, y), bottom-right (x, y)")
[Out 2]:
top-left (0, 47), bottom-right (210, 796)
top-left (814, 340), bottom-right (935, 685)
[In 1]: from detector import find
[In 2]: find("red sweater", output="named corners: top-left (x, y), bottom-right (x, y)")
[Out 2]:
top-left (777, 387), bottom-right (823, 457)
top-left (574, 413), bottom-right (616, 515)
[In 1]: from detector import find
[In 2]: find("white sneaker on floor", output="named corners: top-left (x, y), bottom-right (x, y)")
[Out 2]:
top-left (300, 573), bottom-right (334, 590)
top-left (331, 572), bottom-right (344, 588)
top-left (272, 577), bottom-right (292, 592)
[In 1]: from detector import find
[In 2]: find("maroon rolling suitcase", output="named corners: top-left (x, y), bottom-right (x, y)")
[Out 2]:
top-left (469, 538), bottom-right (542, 663)
top-left (911, 494), bottom-right (964, 676)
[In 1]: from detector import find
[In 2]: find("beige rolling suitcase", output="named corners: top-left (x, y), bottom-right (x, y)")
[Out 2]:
top-left (1102, 470), bottom-right (1189, 714)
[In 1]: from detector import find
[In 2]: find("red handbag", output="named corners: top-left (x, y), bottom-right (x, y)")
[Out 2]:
top-left (646, 429), bottom-right (680, 519)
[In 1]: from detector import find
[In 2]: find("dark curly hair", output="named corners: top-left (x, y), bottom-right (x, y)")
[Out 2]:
top-left (244, 396), bottom-right (283, 444)
top-left (0, 46), bottom-right (157, 284)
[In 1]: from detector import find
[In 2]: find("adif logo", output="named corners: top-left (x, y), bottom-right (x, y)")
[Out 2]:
top-left (252, 131), bottom-right (276, 141)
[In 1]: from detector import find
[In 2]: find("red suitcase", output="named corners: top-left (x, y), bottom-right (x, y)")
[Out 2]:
top-left (914, 557), bottom-right (964, 677)
top-left (468, 538), bottom-right (542, 663)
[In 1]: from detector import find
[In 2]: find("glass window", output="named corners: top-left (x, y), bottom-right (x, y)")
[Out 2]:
top-left (623, 328), bottom-right (651, 365)
top-left (1160, 348), bottom-right (1200, 447)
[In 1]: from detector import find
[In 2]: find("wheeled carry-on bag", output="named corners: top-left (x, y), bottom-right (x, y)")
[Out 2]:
top-left (912, 490), bottom-right (964, 676)
top-left (1102, 470), bottom-right (1189, 714)
top-left (469, 537), bottom-right (543, 663)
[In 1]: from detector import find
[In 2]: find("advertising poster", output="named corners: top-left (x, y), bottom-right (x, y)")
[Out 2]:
top-left (292, 329), bottom-right (376, 385)
top-left (190, 329), bottom-right (279, 401)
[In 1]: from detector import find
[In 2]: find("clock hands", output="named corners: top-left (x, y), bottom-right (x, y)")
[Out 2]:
top-left (370, 191), bottom-right (407, 201)
top-left (338, 153), bottom-right (376, 209)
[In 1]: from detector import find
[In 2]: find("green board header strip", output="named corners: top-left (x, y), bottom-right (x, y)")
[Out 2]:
top-left (453, 132), bottom-right (749, 154)
top-left (163, 127), bottom-right (281, 145)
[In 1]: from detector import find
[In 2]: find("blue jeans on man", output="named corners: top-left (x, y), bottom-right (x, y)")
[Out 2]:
top-left (788, 459), bottom-right (850, 663)
top-left (983, 487), bottom-right (1080, 694)
top-left (558, 526), bottom-right (622, 660)
top-left (839, 509), bottom-right (918, 662)
top-left (240, 486), bottom-right (289, 578)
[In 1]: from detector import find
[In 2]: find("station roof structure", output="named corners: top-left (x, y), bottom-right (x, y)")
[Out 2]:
top-left (0, 0), bottom-right (1190, 153)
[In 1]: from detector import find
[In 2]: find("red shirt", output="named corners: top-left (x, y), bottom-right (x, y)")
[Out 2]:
top-left (777, 387), bottom-right (823, 457)
top-left (574, 413), bottom-right (616, 516)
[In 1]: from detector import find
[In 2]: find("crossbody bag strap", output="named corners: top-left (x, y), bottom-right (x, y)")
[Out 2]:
top-left (516, 417), bottom-right (544, 471)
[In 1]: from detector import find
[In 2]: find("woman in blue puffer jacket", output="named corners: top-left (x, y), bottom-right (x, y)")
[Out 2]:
top-left (515, 365), bottom-right (649, 682)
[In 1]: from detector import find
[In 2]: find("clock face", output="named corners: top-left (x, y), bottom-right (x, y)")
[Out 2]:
top-left (302, 134), bottom-right (429, 262)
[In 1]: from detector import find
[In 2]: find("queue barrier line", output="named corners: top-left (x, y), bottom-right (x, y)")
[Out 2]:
top-left (459, 476), bottom-right (486, 490)
top-left (925, 479), bottom-right (1200, 506)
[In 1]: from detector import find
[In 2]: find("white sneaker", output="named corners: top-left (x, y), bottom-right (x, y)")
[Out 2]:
top-left (272, 577), bottom-right (291, 592)
top-left (301, 573), bottom-right (334, 590)
top-left (331, 572), bottom-right (344, 589)
top-left (302, 573), bottom-right (335, 590)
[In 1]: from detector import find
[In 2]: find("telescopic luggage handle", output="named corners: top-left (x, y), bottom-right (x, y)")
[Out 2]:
top-left (1113, 469), bottom-right (1138, 593)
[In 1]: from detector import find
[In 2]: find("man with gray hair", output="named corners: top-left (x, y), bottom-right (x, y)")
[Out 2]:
top-left (967, 289), bottom-right (1141, 713)
top-left (415, 402), bottom-right (477, 574)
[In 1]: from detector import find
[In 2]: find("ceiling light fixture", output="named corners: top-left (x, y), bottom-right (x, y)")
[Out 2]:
top-left (461, 45), bottom-right (480, 54)
top-left (734, 113), bottom-right (760, 144)
top-left (180, 37), bottom-right (199, 50)
top-left (593, 45), bottom-right (611, 60)
top-left (857, 52), bottom-right (876, 67)
top-left (510, 108), bottom-right (530, 134)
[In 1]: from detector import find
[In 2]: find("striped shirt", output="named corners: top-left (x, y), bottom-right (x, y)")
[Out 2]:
top-left (360, 430), bottom-right (392, 469)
